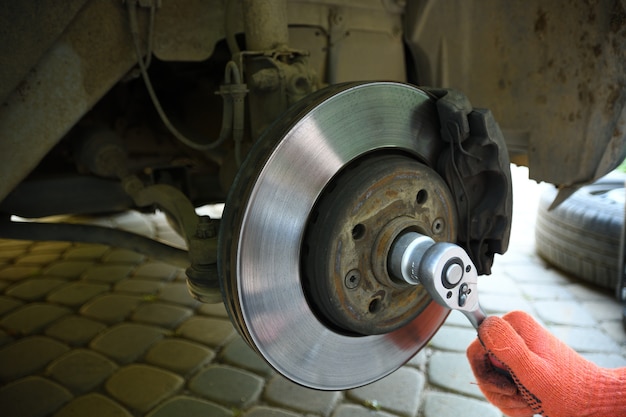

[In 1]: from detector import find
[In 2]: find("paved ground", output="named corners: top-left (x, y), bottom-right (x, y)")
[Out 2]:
top-left (0, 165), bottom-right (624, 417)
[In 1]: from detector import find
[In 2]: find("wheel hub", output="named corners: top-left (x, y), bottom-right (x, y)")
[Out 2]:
top-left (219, 82), bottom-right (455, 390)
top-left (303, 153), bottom-right (456, 335)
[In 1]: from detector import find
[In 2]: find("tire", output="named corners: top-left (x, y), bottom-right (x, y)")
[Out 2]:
top-left (535, 172), bottom-right (626, 290)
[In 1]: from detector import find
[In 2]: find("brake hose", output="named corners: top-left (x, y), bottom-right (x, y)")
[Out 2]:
top-left (126, 0), bottom-right (243, 153)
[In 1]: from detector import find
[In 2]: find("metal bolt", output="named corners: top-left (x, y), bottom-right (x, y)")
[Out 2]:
top-left (432, 218), bottom-right (445, 235)
top-left (345, 269), bottom-right (361, 289)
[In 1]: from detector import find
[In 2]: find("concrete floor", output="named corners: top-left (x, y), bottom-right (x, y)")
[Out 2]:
top-left (0, 165), bottom-right (624, 417)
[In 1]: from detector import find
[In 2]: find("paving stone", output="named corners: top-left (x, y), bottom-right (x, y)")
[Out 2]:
top-left (47, 349), bottom-right (117, 393)
top-left (45, 315), bottom-right (107, 346)
top-left (91, 323), bottom-right (167, 364)
top-left (0, 294), bottom-right (24, 315)
top-left (600, 320), bottom-right (626, 344)
top-left (442, 310), bottom-right (473, 328)
top-left (0, 303), bottom-right (71, 335)
top-left (132, 302), bottom-right (193, 328)
top-left (220, 336), bottom-right (274, 376)
top-left (348, 367), bottom-right (424, 417)
top-left (145, 338), bottom-right (214, 375)
top-left (82, 264), bottom-right (135, 283)
top-left (159, 282), bottom-right (201, 308)
top-left (53, 393), bottom-right (132, 417)
top-left (80, 294), bottom-right (142, 323)
top-left (582, 299), bottom-right (623, 322)
top-left (331, 404), bottom-right (396, 417)
top-left (0, 376), bottom-right (72, 417)
top-left (264, 374), bottom-right (341, 416)
top-left (133, 261), bottom-right (181, 281)
top-left (102, 248), bottom-right (146, 264)
top-left (245, 405), bottom-right (304, 417)
top-left (44, 260), bottom-right (95, 278)
top-left (0, 264), bottom-right (42, 281)
top-left (147, 395), bottom-right (232, 417)
top-left (29, 241), bottom-right (72, 253)
top-left (504, 263), bottom-right (568, 284)
top-left (566, 283), bottom-right (614, 301)
top-left (189, 364), bottom-right (264, 408)
top-left (0, 329), bottom-right (13, 347)
top-left (14, 253), bottom-right (63, 265)
top-left (63, 244), bottom-right (109, 260)
top-left (5, 277), bottom-right (67, 301)
top-left (47, 282), bottom-right (110, 307)
top-left (428, 326), bottom-right (477, 352)
top-left (406, 349), bottom-right (429, 371)
top-left (583, 352), bottom-right (626, 369)
top-left (0, 336), bottom-right (69, 382)
top-left (533, 300), bottom-right (597, 326)
top-left (517, 282), bottom-right (575, 300)
top-left (114, 279), bottom-right (163, 295)
top-left (197, 302), bottom-right (231, 318)
top-left (476, 273), bottom-right (520, 295)
top-left (548, 325), bottom-right (622, 353)
top-left (0, 248), bottom-right (31, 262)
top-left (106, 364), bottom-right (184, 413)
top-left (176, 316), bottom-right (236, 347)
top-left (421, 392), bottom-right (501, 417)
top-left (0, 239), bottom-right (32, 250)
top-left (479, 293), bottom-right (534, 315)
top-left (427, 351), bottom-right (484, 399)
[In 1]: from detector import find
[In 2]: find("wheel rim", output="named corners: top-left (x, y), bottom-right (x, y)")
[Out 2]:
top-left (219, 82), bottom-right (454, 390)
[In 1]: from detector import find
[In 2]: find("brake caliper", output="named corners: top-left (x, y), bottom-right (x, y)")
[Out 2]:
top-left (424, 88), bottom-right (513, 275)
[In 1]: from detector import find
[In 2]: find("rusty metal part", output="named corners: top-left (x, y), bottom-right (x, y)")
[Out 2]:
top-left (406, 0), bottom-right (626, 187)
top-left (242, 0), bottom-right (289, 51)
top-left (0, 0), bottom-right (138, 204)
top-left (240, 0), bottom-right (318, 139)
top-left (303, 154), bottom-right (457, 335)
top-left (124, 177), bottom-right (222, 302)
top-left (0, 0), bottom-right (89, 102)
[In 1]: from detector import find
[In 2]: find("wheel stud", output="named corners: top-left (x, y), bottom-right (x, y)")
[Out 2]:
top-left (345, 269), bottom-right (361, 289)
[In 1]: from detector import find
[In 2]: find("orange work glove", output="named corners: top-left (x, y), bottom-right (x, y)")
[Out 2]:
top-left (466, 310), bottom-right (626, 417)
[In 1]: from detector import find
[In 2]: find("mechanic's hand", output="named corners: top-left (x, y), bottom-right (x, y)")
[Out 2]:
top-left (466, 310), bottom-right (626, 417)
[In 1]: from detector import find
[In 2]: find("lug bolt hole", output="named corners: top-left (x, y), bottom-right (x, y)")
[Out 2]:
top-left (416, 189), bottom-right (428, 205)
top-left (368, 298), bottom-right (382, 314)
top-left (352, 223), bottom-right (366, 240)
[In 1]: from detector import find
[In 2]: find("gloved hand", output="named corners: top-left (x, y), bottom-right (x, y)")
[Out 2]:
top-left (466, 310), bottom-right (626, 417)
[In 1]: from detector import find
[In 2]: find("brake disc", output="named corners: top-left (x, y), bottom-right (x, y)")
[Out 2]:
top-left (219, 82), bottom-right (456, 390)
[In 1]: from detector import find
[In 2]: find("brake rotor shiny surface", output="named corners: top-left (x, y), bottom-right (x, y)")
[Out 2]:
top-left (219, 82), bottom-right (453, 390)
